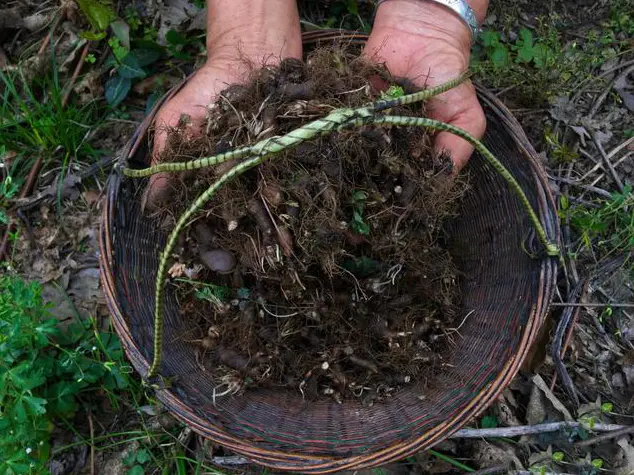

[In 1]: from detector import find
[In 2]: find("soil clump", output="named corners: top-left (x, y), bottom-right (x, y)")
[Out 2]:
top-left (151, 47), bottom-right (470, 404)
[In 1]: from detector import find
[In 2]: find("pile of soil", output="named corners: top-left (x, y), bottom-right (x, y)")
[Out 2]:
top-left (153, 47), bottom-right (470, 404)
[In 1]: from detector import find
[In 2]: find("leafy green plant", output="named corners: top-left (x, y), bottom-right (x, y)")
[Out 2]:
top-left (104, 48), bottom-right (160, 107)
top-left (123, 447), bottom-right (152, 475)
top-left (75, 0), bottom-right (161, 107)
top-left (471, 10), bottom-right (630, 106)
top-left (476, 27), bottom-right (556, 71)
top-left (544, 128), bottom-right (579, 164)
top-left (0, 165), bottom-right (21, 225)
top-left (0, 68), bottom-right (102, 166)
top-left (349, 189), bottom-right (370, 235)
top-left (0, 276), bottom-right (133, 474)
top-left (565, 185), bottom-right (634, 259)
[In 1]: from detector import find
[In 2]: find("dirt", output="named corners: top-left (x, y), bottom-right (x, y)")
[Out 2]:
top-left (148, 47), bottom-right (469, 403)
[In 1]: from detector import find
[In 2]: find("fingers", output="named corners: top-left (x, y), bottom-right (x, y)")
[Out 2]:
top-left (142, 172), bottom-right (172, 213)
top-left (425, 80), bottom-right (486, 172)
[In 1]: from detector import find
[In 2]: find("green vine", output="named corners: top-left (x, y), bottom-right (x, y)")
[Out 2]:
top-left (124, 71), bottom-right (559, 382)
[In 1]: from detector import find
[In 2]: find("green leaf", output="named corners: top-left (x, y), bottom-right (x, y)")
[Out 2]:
top-left (105, 75), bottom-right (131, 107)
top-left (382, 85), bottom-right (405, 99)
top-left (532, 44), bottom-right (554, 68)
top-left (165, 29), bottom-right (188, 46)
top-left (108, 37), bottom-right (128, 62)
top-left (346, 0), bottom-right (359, 15)
top-left (592, 459), bottom-right (604, 469)
top-left (118, 54), bottom-right (146, 79)
top-left (122, 451), bottom-right (137, 467)
top-left (490, 45), bottom-right (510, 68)
top-left (481, 30), bottom-right (500, 48)
top-left (127, 465), bottom-right (145, 475)
top-left (110, 19), bottom-right (130, 49)
top-left (552, 451), bottom-right (564, 463)
top-left (136, 449), bottom-right (151, 464)
top-left (480, 415), bottom-right (498, 428)
top-left (128, 48), bottom-right (160, 67)
top-left (351, 190), bottom-right (368, 202)
top-left (601, 402), bottom-right (613, 413)
top-left (80, 30), bottom-right (107, 41)
top-left (77, 0), bottom-right (116, 31)
top-left (13, 400), bottom-right (27, 423)
top-left (518, 28), bottom-right (534, 49)
top-left (516, 28), bottom-right (535, 63)
top-left (23, 395), bottom-right (47, 416)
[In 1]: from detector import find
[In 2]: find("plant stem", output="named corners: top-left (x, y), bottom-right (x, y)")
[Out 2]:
top-left (428, 449), bottom-right (475, 472)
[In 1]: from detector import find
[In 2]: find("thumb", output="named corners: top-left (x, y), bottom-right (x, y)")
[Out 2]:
top-left (143, 109), bottom-right (206, 213)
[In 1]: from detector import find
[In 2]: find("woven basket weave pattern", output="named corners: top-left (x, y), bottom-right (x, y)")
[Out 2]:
top-left (100, 33), bottom-right (559, 472)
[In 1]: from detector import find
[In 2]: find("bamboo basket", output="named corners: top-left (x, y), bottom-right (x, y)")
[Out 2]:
top-left (99, 30), bottom-right (559, 473)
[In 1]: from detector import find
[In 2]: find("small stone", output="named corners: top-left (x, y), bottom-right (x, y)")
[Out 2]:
top-left (321, 361), bottom-right (330, 371)
top-left (394, 185), bottom-right (402, 194)
top-left (199, 249), bottom-right (236, 274)
top-left (194, 222), bottom-right (215, 246)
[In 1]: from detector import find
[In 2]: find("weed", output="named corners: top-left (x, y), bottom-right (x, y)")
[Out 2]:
top-left (122, 447), bottom-right (152, 474)
top-left (0, 275), bottom-right (134, 474)
top-left (0, 68), bottom-right (103, 166)
top-left (76, 0), bottom-right (204, 107)
top-left (471, 6), bottom-right (632, 106)
top-left (349, 189), bottom-right (370, 235)
top-left (543, 127), bottom-right (579, 164)
top-left (0, 159), bottom-right (21, 225)
top-left (563, 185), bottom-right (634, 261)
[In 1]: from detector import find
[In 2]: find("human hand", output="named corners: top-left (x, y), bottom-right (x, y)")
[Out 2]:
top-left (143, 0), bottom-right (302, 210)
top-left (364, 0), bottom-right (488, 172)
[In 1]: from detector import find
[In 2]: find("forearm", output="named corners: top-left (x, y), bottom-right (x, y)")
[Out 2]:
top-left (206, 0), bottom-right (301, 62)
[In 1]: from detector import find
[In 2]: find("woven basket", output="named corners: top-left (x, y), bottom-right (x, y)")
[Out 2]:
top-left (99, 30), bottom-right (559, 473)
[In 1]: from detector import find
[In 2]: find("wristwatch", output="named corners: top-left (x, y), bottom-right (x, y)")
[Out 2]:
top-left (375, 0), bottom-right (482, 43)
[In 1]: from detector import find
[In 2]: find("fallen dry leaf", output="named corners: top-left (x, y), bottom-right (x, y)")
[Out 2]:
top-left (473, 440), bottom-right (524, 471)
top-left (528, 374), bottom-right (573, 423)
top-left (22, 12), bottom-right (51, 31)
top-left (614, 69), bottom-right (634, 112)
top-left (616, 438), bottom-right (634, 475)
top-left (67, 267), bottom-right (101, 302)
top-left (82, 190), bottom-right (101, 206)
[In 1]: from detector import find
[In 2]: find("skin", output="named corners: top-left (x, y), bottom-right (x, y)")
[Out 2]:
top-left (144, 0), bottom-right (488, 208)
top-left (144, 0), bottom-right (302, 209)
top-left (365, 0), bottom-right (489, 172)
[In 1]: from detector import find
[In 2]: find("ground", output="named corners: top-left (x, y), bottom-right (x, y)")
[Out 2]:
top-left (0, 0), bottom-right (633, 474)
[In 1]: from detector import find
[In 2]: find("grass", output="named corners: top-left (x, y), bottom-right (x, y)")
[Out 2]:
top-left (0, 60), bottom-right (105, 171)
top-left (562, 185), bottom-right (634, 264)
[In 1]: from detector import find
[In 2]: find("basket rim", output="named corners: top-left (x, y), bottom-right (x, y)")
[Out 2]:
top-left (99, 30), bottom-right (560, 473)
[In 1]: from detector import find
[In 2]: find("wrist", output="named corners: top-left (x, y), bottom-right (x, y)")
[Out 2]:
top-left (374, 0), bottom-right (488, 50)
top-left (206, 0), bottom-right (301, 65)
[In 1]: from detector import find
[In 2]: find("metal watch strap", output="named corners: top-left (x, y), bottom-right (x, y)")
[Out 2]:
top-left (375, 0), bottom-right (481, 43)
